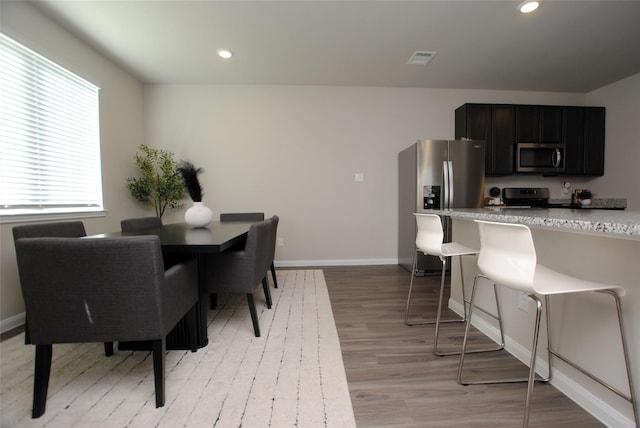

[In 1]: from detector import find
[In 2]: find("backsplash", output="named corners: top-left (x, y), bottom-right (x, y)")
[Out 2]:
top-left (484, 176), bottom-right (623, 200)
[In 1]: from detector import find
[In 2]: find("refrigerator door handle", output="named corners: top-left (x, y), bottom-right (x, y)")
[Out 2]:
top-left (447, 160), bottom-right (454, 208)
top-left (442, 161), bottom-right (450, 209)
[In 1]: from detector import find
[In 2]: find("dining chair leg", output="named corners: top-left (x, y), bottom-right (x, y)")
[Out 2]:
top-left (25, 317), bottom-right (31, 344)
top-left (104, 342), bottom-right (114, 356)
top-left (246, 294), bottom-right (261, 337)
top-left (32, 344), bottom-right (52, 418)
top-left (270, 262), bottom-right (278, 288)
top-left (210, 293), bottom-right (218, 310)
top-left (262, 277), bottom-right (272, 309)
top-left (152, 338), bottom-right (166, 408)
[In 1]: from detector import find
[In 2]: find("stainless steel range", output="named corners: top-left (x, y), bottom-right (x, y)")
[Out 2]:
top-left (500, 187), bottom-right (625, 210)
top-left (502, 187), bottom-right (551, 207)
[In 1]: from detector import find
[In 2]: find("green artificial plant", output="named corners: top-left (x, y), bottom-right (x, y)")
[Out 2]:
top-left (126, 144), bottom-right (185, 217)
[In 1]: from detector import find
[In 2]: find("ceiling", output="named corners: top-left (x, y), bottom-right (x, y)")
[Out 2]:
top-left (31, 0), bottom-right (640, 93)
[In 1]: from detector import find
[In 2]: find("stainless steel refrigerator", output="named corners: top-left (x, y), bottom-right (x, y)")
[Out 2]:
top-left (398, 139), bottom-right (485, 273)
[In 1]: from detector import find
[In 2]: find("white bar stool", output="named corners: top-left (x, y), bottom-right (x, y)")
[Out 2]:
top-left (457, 219), bottom-right (638, 427)
top-left (405, 213), bottom-right (504, 356)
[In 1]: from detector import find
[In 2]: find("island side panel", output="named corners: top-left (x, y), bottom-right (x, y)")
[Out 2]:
top-left (449, 217), bottom-right (639, 426)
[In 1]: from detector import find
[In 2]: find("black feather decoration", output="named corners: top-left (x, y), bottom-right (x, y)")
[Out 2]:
top-left (178, 161), bottom-right (204, 202)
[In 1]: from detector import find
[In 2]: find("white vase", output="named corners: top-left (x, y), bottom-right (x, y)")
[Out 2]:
top-left (581, 199), bottom-right (592, 206)
top-left (185, 202), bottom-right (213, 228)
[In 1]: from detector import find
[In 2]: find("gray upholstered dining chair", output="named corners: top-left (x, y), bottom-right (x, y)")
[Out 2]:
top-left (12, 221), bottom-right (87, 240)
top-left (14, 235), bottom-right (198, 418)
top-left (219, 212), bottom-right (265, 222)
top-left (206, 219), bottom-right (273, 337)
top-left (121, 216), bottom-right (188, 268)
top-left (12, 222), bottom-right (95, 347)
top-left (120, 216), bottom-right (162, 232)
top-left (220, 212), bottom-right (279, 288)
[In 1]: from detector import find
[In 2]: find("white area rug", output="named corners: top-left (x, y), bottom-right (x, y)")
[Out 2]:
top-left (0, 269), bottom-right (356, 428)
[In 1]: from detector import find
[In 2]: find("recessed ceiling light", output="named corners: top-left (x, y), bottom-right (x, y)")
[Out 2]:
top-left (519, 1), bottom-right (540, 13)
top-left (216, 49), bottom-right (233, 59)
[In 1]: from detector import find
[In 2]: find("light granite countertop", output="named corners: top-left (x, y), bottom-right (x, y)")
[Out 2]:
top-left (426, 207), bottom-right (640, 240)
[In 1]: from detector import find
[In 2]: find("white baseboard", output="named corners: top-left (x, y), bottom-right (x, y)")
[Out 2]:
top-left (275, 258), bottom-right (398, 267)
top-left (449, 299), bottom-right (635, 428)
top-left (1, 312), bottom-right (25, 334)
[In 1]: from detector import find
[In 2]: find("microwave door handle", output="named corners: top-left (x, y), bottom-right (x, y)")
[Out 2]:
top-left (553, 148), bottom-right (561, 168)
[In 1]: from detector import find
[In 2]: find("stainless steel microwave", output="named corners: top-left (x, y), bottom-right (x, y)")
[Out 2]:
top-left (516, 143), bottom-right (565, 173)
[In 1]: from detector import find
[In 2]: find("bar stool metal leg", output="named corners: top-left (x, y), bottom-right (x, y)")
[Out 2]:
top-left (433, 256), bottom-right (505, 356)
top-left (436, 270), bottom-right (505, 357)
top-left (546, 292), bottom-right (638, 427)
top-left (405, 250), bottom-right (466, 326)
top-left (457, 276), bottom-right (550, 387)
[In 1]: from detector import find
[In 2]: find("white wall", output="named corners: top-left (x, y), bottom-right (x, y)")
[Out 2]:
top-left (147, 85), bottom-right (585, 265)
top-left (2, 0), bottom-right (639, 331)
top-left (0, 1), bottom-right (148, 329)
top-left (586, 73), bottom-right (640, 211)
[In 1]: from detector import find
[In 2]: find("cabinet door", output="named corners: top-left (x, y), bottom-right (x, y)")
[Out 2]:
top-left (583, 107), bottom-right (605, 176)
top-left (516, 105), bottom-right (562, 143)
top-left (562, 107), bottom-right (584, 175)
top-left (515, 105), bottom-right (538, 142)
top-left (455, 104), bottom-right (490, 141)
top-left (455, 104), bottom-right (492, 173)
top-left (539, 106), bottom-right (562, 142)
top-left (563, 106), bottom-right (605, 176)
top-left (491, 105), bottom-right (515, 175)
top-left (455, 103), bottom-right (513, 176)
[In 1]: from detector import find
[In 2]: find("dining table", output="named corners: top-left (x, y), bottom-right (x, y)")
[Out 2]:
top-left (87, 221), bottom-right (257, 350)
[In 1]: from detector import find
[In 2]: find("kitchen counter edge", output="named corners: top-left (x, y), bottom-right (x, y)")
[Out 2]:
top-left (424, 208), bottom-right (640, 240)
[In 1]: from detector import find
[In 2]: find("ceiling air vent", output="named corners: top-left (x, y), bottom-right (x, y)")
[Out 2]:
top-left (407, 51), bottom-right (436, 65)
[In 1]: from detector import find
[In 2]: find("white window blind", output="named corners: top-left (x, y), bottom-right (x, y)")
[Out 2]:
top-left (0, 33), bottom-right (103, 216)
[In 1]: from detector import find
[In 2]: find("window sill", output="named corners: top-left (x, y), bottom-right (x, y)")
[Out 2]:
top-left (0, 208), bottom-right (107, 224)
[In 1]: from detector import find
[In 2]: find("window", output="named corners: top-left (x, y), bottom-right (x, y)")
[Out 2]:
top-left (0, 33), bottom-right (103, 220)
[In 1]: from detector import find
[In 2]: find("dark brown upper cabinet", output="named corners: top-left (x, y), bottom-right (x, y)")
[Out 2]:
top-left (456, 103), bottom-right (605, 177)
top-left (563, 106), bottom-right (605, 176)
top-left (455, 103), bottom-right (514, 176)
top-left (515, 105), bottom-right (562, 143)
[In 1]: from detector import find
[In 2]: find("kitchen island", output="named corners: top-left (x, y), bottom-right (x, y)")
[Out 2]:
top-left (427, 208), bottom-right (639, 427)
top-left (431, 207), bottom-right (640, 239)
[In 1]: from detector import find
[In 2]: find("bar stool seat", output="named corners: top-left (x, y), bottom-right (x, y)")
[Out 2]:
top-left (405, 213), bottom-right (504, 356)
top-left (457, 219), bottom-right (638, 427)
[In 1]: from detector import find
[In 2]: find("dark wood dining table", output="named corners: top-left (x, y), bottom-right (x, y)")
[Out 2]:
top-left (88, 221), bottom-right (256, 350)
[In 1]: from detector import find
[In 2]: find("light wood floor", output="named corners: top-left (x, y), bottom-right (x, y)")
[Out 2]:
top-left (323, 265), bottom-right (604, 428)
top-left (2, 265), bottom-right (605, 427)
